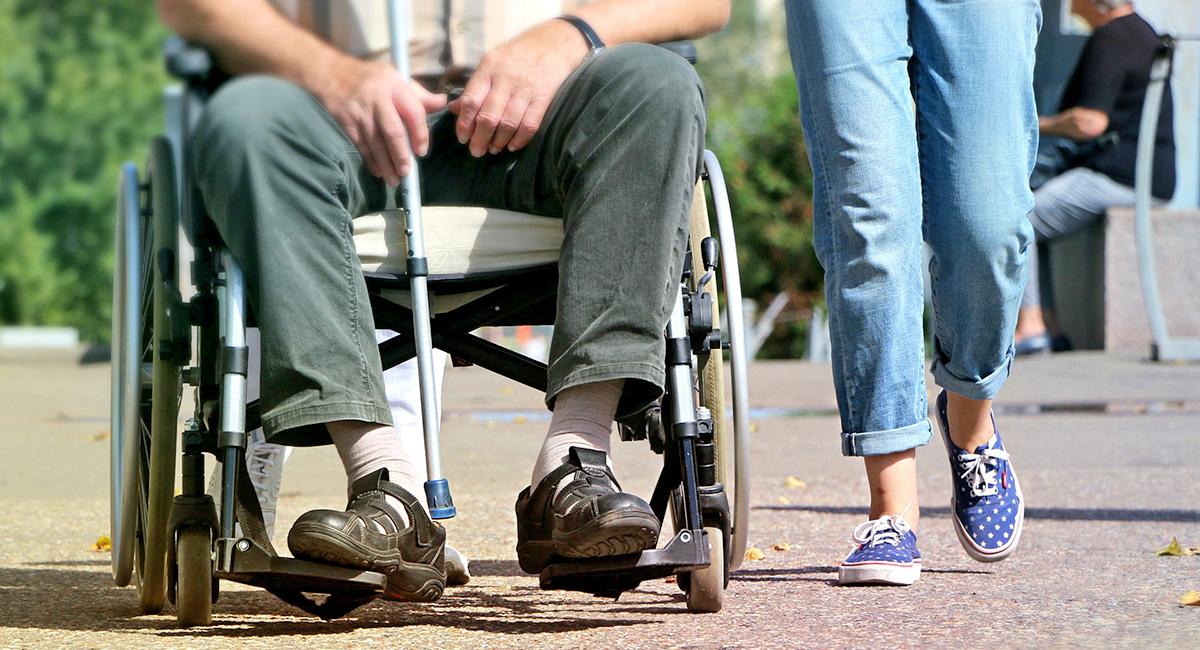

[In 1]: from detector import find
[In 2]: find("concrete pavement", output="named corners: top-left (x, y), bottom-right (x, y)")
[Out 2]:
top-left (1, 347), bottom-right (1198, 649)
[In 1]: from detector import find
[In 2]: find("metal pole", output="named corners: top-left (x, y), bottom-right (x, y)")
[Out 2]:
top-left (386, 0), bottom-right (454, 518)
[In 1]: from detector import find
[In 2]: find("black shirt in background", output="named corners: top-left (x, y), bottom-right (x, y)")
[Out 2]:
top-left (1059, 13), bottom-right (1176, 200)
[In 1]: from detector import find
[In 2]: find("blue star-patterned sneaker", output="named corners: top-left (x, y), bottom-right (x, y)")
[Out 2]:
top-left (838, 514), bottom-right (922, 585)
top-left (936, 390), bottom-right (1024, 563)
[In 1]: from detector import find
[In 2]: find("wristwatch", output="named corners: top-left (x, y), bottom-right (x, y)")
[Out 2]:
top-left (556, 15), bottom-right (606, 62)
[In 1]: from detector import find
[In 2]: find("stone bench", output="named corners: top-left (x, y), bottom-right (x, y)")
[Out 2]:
top-left (1045, 207), bottom-right (1200, 354)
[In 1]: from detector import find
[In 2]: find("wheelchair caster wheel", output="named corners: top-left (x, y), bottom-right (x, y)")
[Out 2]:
top-left (685, 526), bottom-right (725, 613)
top-left (175, 525), bottom-right (214, 626)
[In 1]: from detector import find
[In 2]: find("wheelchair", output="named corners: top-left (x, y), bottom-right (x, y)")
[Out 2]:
top-left (110, 37), bottom-right (751, 626)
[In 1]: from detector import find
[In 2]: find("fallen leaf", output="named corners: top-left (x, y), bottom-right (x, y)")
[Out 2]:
top-left (772, 543), bottom-right (791, 552)
top-left (664, 575), bottom-right (677, 584)
top-left (778, 495), bottom-right (791, 505)
top-left (784, 476), bottom-right (807, 489)
top-left (1157, 538), bottom-right (1200, 556)
top-left (91, 536), bottom-right (111, 552)
top-left (750, 424), bottom-right (759, 433)
top-left (1180, 591), bottom-right (1200, 606)
top-left (513, 415), bottom-right (528, 424)
top-left (745, 547), bottom-right (765, 561)
top-left (90, 430), bottom-right (111, 442)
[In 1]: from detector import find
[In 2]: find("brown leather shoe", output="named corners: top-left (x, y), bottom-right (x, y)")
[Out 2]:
top-left (515, 447), bottom-right (660, 574)
top-left (288, 468), bottom-right (446, 602)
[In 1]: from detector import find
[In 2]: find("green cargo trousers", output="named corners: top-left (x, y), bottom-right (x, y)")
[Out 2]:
top-left (192, 44), bottom-right (707, 446)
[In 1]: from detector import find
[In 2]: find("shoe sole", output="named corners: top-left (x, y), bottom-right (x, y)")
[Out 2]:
top-left (936, 412), bottom-right (1025, 563)
top-left (552, 510), bottom-right (660, 559)
top-left (289, 523), bottom-right (446, 602)
top-left (838, 559), bottom-right (921, 586)
top-left (380, 559), bottom-right (446, 603)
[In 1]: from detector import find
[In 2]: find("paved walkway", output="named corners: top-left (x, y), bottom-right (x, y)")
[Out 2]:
top-left (2, 348), bottom-right (1198, 649)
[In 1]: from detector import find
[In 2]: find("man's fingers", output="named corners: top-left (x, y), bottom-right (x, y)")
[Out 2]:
top-left (505, 96), bottom-right (549, 152)
top-left (375, 102), bottom-right (410, 182)
top-left (467, 87), bottom-right (513, 158)
top-left (455, 76), bottom-right (491, 147)
top-left (413, 84), bottom-right (449, 114)
top-left (392, 82), bottom-right (432, 158)
top-left (487, 95), bottom-right (530, 154)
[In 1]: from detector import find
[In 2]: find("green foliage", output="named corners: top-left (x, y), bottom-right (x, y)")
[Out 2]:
top-left (0, 0), bottom-right (168, 342)
top-left (0, 2), bottom-right (825, 357)
top-left (697, 10), bottom-right (824, 359)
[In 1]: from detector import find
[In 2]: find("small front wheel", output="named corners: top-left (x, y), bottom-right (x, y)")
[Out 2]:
top-left (685, 526), bottom-right (725, 613)
top-left (174, 525), bottom-right (213, 626)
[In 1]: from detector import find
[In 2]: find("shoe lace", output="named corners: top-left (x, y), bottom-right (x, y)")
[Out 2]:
top-left (956, 445), bottom-right (1010, 498)
top-left (851, 512), bottom-right (912, 548)
top-left (245, 439), bottom-right (286, 507)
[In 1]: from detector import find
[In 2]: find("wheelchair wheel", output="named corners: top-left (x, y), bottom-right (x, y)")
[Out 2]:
top-left (701, 151), bottom-right (751, 571)
top-left (110, 137), bottom-right (184, 614)
top-left (111, 162), bottom-right (143, 587)
top-left (677, 178), bottom-right (729, 613)
top-left (174, 525), bottom-right (213, 626)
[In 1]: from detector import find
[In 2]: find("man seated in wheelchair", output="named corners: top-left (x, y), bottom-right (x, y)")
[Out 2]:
top-left (159, 0), bottom-right (731, 601)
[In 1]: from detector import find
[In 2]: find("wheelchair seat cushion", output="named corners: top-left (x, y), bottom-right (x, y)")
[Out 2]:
top-left (354, 206), bottom-right (564, 280)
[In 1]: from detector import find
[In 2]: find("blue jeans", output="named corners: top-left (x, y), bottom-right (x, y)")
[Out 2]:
top-left (784, 0), bottom-right (1040, 456)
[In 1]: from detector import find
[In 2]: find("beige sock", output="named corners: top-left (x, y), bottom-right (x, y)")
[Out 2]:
top-left (530, 379), bottom-right (624, 489)
top-left (328, 420), bottom-right (427, 525)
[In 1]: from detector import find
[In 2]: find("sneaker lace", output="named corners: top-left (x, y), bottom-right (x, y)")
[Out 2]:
top-left (245, 439), bottom-right (286, 507)
top-left (852, 513), bottom-right (912, 548)
top-left (956, 445), bottom-right (1010, 498)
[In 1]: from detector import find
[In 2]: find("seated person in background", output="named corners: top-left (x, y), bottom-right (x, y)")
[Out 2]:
top-left (1014, 0), bottom-right (1175, 355)
top-left (158, 0), bottom-right (730, 601)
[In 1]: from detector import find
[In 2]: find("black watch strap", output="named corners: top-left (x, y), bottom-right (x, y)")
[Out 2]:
top-left (556, 15), bottom-right (607, 61)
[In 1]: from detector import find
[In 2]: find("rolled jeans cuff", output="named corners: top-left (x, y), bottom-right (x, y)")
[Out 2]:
top-left (931, 346), bottom-right (1015, 402)
top-left (841, 418), bottom-right (933, 457)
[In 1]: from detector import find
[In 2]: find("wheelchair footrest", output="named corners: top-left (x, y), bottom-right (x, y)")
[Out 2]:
top-left (539, 528), bottom-right (710, 599)
top-left (213, 537), bottom-right (387, 619)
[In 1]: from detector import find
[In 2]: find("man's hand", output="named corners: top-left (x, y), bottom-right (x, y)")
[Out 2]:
top-left (449, 20), bottom-right (589, 157)
top-left (319, 59), bottom-right (447, 185)
top-left (1039, 106), bottom-right (1109, 142)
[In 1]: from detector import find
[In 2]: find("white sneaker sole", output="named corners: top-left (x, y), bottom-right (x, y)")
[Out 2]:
top-left (838, 559), bottom-right (922, 586)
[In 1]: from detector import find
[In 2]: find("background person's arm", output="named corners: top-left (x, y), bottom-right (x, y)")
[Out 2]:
top-left (157, 0), bottom-right (444, 185)
top-left (1038, 106), bottom-right (1110, 142)
top-left (452, 0), bottom-right (731, 157)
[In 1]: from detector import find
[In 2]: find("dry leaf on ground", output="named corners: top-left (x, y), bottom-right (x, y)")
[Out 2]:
top-left (1157, 538), bottom-right (1200, 556)
top-left (91, 536), bottom-right (111, 552)
top-left (778, 495), bottom-right (791, 505)
top-left (745, 547), bottom-right (765, 561)
top-left (772, 543), bottom-right (791, 552)
top-left (1180, 590), bottom-right (1200, 606)
top-left (784, 476), bottom-right (807, 489)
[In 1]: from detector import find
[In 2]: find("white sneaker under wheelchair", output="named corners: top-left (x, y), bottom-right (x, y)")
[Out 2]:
top-left (206, 429), bottom-right (291, 539)
top-left (109, 39), bottom-right (749, 626)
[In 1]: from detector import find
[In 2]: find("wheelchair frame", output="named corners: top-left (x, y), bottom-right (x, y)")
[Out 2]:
top-left (110, 34), bottom-right (751, 627)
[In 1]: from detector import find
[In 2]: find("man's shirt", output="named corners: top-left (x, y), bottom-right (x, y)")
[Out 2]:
top-left (1060, 12), bottom-right (1175, 199)
top-left (271, 0), bottom-right (583, 91)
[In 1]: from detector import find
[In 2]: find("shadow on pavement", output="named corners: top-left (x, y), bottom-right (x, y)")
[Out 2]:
top-left (756, 504), bottom-right (1200, 522)
top-left (0, 561), bottom-right (680, 637)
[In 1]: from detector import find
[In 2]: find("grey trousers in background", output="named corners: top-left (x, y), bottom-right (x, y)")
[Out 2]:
top-left (1021, 166), bottom-right (1138, 310)
top-left (192, 44), bottom-right (707, 446)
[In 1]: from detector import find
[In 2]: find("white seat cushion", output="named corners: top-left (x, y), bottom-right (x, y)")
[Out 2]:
top-left (354, 206), bottom-right (563, 278)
